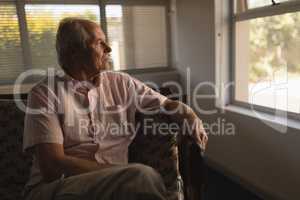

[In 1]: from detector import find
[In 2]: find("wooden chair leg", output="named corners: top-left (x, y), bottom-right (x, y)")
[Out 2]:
top-left (179, 139), bottom-right (206, 200)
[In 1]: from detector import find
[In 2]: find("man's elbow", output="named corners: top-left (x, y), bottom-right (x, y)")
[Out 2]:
top-left (162, 99), bottom-right (181, 112)
top-left (35, 143), bottom-right (66, 182)
top-left (40, 159), bottom-right (65, 182)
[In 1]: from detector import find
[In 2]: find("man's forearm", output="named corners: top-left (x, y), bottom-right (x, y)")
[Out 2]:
top-left (162, 99), bottom-right (197, 125)
top-left (41, 154), bottom-right (113, 182)
top-left (162, 99), bottom-right (208, 149)
top-left (59, 155), bottom-right (113, 178)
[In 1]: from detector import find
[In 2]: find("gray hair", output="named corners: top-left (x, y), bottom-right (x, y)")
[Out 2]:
top-left (56, 17), bottom-right (98, 72)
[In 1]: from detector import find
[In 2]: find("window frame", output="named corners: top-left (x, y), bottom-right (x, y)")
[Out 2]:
top-left (231, 0), bottom-right (300, 120)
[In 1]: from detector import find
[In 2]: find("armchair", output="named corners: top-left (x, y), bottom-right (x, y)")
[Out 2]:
top-left (0, 98), bottom-right (206, 200)
top-left (129, 110), bottom-right (206, 200)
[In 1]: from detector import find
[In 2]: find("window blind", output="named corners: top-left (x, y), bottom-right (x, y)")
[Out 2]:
top-left (106, 5), bottom-right (168, 70)
top-left (24, 4), bottom-right (101, 70)
top-left (0, 3), bottom-right (25, 84)
top-left (0, 1), bottom-right (170, 94)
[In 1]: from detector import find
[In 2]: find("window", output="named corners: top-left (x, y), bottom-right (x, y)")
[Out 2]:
top-left (248, 0), bottom-right (291, 8)
top-left (0, 3), bottom-right (24, 84)
top-left (235, 0), bottom-right (292, 12)
top-left (106, 5), bottom-right (168, 70)
top-left (233, 0), bottom-right (300, 114)
top-left (0, 0), bottom-right (170, 94)
top-left (25, 4), bottom-right (100, 70)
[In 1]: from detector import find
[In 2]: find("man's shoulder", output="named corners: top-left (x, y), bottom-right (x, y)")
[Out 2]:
top-left (28, 77), bottom-right (48, 95)
top-left (28, 74), bottom-right (62, 97)
top-left (101, 70), bottom-right (132, 83)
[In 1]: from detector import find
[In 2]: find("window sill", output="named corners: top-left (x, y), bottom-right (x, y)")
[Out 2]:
top-left (223, 104), bottom-right (300, 131)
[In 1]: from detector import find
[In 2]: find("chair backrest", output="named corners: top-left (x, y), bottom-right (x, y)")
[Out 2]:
top-left (0, 100), bottom-right (32, 200)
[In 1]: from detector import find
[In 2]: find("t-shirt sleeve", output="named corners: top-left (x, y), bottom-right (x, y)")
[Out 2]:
top-left (23, 85), bottom-right (64, 153)
top-left (126, 74), bottom-right (168, 112)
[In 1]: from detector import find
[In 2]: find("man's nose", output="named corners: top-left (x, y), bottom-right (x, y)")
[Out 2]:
top-left (104, 43), bottom-right (112, 53)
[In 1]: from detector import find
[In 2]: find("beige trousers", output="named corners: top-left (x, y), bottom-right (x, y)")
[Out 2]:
top-left (24, 164), bottom-right (167, 200)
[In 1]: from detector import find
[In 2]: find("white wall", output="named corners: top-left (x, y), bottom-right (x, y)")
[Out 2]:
top-left (175, 0), bottom-right (300, 200)
top-left (175, 0), bottom-right (215, 92)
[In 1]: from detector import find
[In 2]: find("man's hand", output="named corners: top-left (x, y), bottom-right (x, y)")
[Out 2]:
top-left (187, 110), bottom-right (208, 150)
top-left (35, 143), bottom-right (113, 182)
top-left (162, 99), bottom-right (208, 150)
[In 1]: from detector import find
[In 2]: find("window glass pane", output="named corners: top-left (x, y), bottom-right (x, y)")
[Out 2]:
top-left (106, 5), bottom-right (168, 70)
top-left (235, 0), bottom-right (295, 13)
top-left (0, 3), bottom-right (24, 84)
top-left (235, 11), bottom-right (300, 113)
top-left (25, 4), bottom-right (100, 70)
top-left (248, 0), bottom-right (292, 9)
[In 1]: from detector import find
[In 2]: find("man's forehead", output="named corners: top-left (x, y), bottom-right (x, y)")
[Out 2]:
top-left (94, 26), bottom-right (106, 40)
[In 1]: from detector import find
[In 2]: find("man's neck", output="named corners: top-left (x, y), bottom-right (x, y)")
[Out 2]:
top-left (68, 69), bottom-right (90, 81)
top-left (66, 68), bottom-right (101, 87)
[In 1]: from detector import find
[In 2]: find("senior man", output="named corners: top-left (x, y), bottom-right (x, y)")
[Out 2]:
top-left (23, 18), bottom-right (207, 200)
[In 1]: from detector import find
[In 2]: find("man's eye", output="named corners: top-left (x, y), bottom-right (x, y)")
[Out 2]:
top-left (96, 41), bottom-right (105, 48)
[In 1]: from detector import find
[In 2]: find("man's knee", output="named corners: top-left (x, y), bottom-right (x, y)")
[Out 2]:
top-left (127, 164), bottom-right (158, 175)
top-left (127, 164), bottom-right (161, 180)
top-left (125, 164), bottom-right (167, 199)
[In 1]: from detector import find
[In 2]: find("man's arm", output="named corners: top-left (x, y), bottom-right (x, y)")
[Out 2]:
top-left (35, 143), bottom-right (112, 182)
top-left (162, 99), bottom-right (208, 149)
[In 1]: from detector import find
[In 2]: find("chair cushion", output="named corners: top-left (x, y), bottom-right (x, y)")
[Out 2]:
top-left (129, 111), bottom-right (182, 200)
top-left (0, 100), bottom-right (32, 200)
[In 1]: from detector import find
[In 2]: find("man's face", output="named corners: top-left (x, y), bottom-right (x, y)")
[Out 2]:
top-left (89, 26), bottom-right (111, 74)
